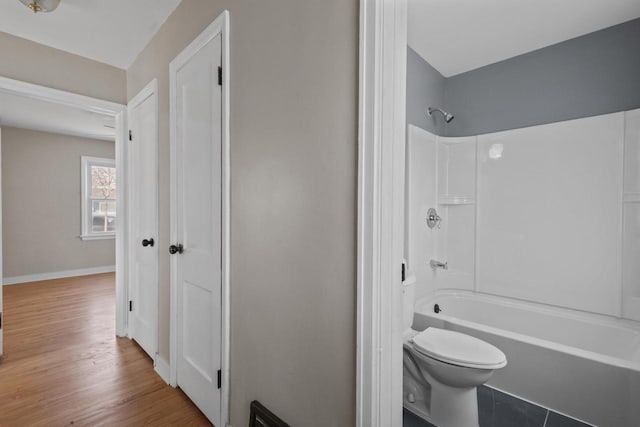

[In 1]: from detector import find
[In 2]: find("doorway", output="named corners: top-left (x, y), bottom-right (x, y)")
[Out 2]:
top-left (0, 76), bottom-right (129, 353)
top-left (127, 79), bottom-right (159, 362)
top-left (168, 10), bottom-right (230, 427)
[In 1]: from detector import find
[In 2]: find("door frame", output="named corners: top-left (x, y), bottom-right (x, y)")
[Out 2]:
top-left (168, 10), bottom-right (231, 427)
top-left (0, 127), bottom-right (3, 355)
top-left (0, 76), bottom-right (129, 336)
top-left (127, 78), bottom-right (159, 362)
top-left (357, 1), bottom-right (407, 426)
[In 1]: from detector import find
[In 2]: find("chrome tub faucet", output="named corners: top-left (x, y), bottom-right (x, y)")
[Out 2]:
top-left (430, 260), bottom-right (448, 270)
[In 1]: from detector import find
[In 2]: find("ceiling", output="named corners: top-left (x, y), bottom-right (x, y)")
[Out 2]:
top-left (0, 91), bottom-right (115, 141)
top-left (408, 0), bottom-right (640, 77)
top-left (0, 0), bottom-right (182, 69)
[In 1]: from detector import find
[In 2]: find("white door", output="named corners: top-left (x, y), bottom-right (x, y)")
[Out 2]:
top-left (127, 81), bottom-right (159, 359)
top-left (171, 33), bottom-right (223, 424)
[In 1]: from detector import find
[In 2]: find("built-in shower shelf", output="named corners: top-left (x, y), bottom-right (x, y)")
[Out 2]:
top-left (438, 195), bottom-right (476, 205)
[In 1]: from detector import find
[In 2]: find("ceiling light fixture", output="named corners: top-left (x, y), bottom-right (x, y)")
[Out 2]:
top-left (19, 0), bottom-right (60, 13)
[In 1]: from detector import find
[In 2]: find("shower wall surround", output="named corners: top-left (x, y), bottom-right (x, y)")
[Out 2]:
top-left (407, 108), bottom-right (640, 320)
top-left (477, 114), bottom-right (622, 316)
top-left (406, 125), bottom-right (438, 300)
top-left (406, 17), bottom-right (640, 319)
top-left (406, 126), bottom-right (477, 300)
top-left (623, 109), bottom-right (640, 320)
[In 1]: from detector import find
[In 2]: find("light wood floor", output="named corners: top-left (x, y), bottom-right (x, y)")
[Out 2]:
top-left (0, 273), bottom-right (212, 426)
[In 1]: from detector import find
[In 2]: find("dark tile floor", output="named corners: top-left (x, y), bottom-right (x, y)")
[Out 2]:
top-left (482, 386), bottom-right (548, 427)
top-left (545, 412), bottom-right (594, 427)
top-left (403, 386), bottom-right (593, 427)
top-left (403, 409), bottom-right (436, 427)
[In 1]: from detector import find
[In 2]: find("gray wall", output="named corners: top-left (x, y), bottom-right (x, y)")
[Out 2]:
top-left (126, 1), bottom-right (357, 426)
top-left (0, 31), bottom-right (126, 104)
top-left (408, 18), bottom-right (640, 137)
top-left (407, 47), bottom-right (446, 135)
top-left (2, 127), bottom-right (115, 278)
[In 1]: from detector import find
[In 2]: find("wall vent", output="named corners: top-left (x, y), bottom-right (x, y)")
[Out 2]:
top-left (249, 400), bottom-right (289, 427)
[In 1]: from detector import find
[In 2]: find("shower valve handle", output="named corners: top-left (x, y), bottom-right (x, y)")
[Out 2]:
top-left (427, 208), bottom-right (442, 229)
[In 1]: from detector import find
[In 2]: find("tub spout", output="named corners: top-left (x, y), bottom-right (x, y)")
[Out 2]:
top-left (430, 260), bottom-right (448, 270)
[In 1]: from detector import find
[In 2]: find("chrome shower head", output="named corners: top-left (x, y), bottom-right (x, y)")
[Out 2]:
top-left (428, 107), bottom-right (455, 123)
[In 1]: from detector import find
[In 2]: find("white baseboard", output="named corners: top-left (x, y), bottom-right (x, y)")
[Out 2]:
top-left (154, 354), bottom-right (171, 385)
top-left (3, 265), bottom-right (116, 285)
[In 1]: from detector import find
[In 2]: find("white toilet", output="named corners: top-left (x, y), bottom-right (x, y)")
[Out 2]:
top-left (402, 277), bottom-right (507, 427)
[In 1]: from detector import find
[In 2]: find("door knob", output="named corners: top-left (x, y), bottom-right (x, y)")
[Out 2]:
top-left (169, 244), bottom-right (184, 254)
top-left (142, 238), bottom-right (154, 247)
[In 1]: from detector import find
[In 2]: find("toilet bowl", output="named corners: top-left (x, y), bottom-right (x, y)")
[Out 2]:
top-left (402, 265), bottom-right (506, 427)
top-left (403, 327), bottom-right (506, 427)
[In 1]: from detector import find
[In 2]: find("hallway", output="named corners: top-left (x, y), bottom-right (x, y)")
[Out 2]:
top-left (0, 273), bottom-right (211, 426)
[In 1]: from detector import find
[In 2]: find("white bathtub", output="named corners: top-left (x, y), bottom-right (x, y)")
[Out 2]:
top-left (413, 290), bottom-right (640, 427)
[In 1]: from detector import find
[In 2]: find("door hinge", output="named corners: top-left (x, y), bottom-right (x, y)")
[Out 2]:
top-left (218, 66), bottom-right (222, 86)
top-left (401, 262), bottom-right (406, 282)
top-left (0, 312), bottom-right (2, 330)
top-left (129, 301), bottom-right (133, 312)
top-left (129, 129), bottom-right (133, 141)
top-left (217, 369), bottom-right (221, 389)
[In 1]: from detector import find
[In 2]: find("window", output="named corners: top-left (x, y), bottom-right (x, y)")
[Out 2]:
top-left (81, 156), bottom-right (116, 240)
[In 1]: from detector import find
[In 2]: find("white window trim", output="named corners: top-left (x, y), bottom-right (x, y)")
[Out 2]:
top-left (81, 155), bottom-right (116, 240)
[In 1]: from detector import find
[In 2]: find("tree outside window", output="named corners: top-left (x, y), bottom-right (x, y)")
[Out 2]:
top-left (81, 156), bottom-right (116, 239)
top-left (91, 165), bottom-right (116, 233)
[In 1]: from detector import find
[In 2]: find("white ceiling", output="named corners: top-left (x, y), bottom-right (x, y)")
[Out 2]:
top-left (0, 91), bottom-right (115, 141)
top-left (408, 0), bottom-right (640, 77)
top-left (0, 0), bottom-right (182, 69)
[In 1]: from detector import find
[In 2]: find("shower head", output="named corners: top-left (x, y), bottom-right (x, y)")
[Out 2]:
top-left (428, 107), bottom-right (455, 123)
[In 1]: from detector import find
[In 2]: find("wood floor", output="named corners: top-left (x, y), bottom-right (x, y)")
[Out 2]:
top-left (0, 273), bottom-right (212, 426)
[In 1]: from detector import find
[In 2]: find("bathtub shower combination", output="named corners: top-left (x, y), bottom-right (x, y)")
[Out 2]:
top-left (413, 291), bottom-right (640, 427)
top-left (403, 110), bottom-right (640, 427)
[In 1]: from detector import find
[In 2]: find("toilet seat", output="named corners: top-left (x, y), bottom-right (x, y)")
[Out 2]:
top-left (412, 328), bottom-right (507, 369)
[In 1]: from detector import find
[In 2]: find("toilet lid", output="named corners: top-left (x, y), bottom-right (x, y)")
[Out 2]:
top-left (412, 328), bottom-right (507, 369)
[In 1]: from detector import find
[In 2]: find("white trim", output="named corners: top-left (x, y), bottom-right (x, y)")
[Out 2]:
top-left (221, 13), bottom-right (231, 426)
top-left (3, 265), bottom-right (116, 286)
top-left (114, 110), bottom-right (128, 337)
top-left (81, 156), bottom-right (116, 240)
top-left (154, 354), bottom-right (171, 384)
top-left (0, 76), bottom-right (124, 116)
top-left (0, 127), bottom-right (3, 355)
top-left (127, 78), bottom-right (160, 362)
top-left (1, 123), bottom-right (115, 142)
top-left (169, 53), bottom-right (177, 386)
top-left (357, 1), bottom-right (407, 426)
top-left (169, 10), bottom-right (230, 427)
top-left (0, 75), bottom-right (128, 337)
top-left (80, 234), bottom-right (115, 241)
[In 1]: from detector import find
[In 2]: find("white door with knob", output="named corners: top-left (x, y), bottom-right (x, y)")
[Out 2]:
top-left (169, 14), bottom-right (228, 427)
top-left (127, 80), bottom-right (159, 360)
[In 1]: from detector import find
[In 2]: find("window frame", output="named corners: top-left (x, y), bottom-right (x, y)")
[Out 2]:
top-left (81, 155), bottom-right (116, 240)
